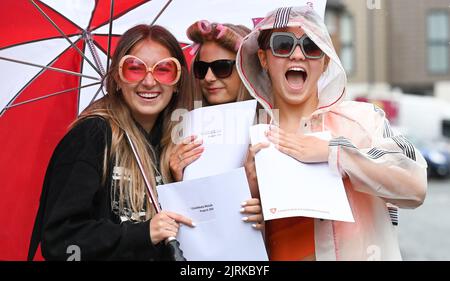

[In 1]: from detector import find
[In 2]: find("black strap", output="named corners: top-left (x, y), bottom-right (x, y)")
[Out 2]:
top-left (27, 188), bottom-right (47, 260)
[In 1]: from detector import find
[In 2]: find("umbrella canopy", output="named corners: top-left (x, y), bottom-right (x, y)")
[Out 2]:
top-left (101, 0), bottom-right (326, 43)
top-left (0, 0), bottom-right (325, 260)
top-left (0, 0), bottom-right (157, 261)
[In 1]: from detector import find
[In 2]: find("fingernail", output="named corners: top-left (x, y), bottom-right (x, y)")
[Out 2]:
top-left (241, 201), bottom-right (247, 206)
top-left (191, 222), bottom-right (196, 227)
top-left (241, 217), bottom-right (249, 222)
top-left (252, 224), bottom-right (257, 228)
top-left (240, 208), bottom-right (245, 213)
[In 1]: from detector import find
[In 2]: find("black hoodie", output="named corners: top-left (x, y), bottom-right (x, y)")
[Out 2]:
top-left (28, 117), bottom-right (165, 260)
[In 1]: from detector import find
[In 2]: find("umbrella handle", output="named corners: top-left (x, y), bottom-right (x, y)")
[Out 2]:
top-left (125, 132), bottom-right (187, 261)
top-left (165, 237), bottom-right (187, 261)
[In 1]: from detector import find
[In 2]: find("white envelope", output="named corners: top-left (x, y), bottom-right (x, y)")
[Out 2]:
top-left (250, 124), bottom-right (354, 222)
top-left (182, 100), bottom-right (257, 180)
top-left (156, 168), bottom-right (268, 261)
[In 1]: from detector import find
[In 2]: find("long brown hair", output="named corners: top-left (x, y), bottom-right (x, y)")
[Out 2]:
top-left (74, 24), bottom-right (192, 220)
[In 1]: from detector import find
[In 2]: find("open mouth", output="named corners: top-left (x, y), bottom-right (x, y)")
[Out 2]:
top-left (137, 92), bottom-right (160, 100)
top-left (285, 67), bottom-right (307, 90)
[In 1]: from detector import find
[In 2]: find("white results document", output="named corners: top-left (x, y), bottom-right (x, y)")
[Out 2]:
top-left (156, 167), bottom-right (268, 261)
top-left (250, 124), bottom-right (354, 222)
top-left (181, 100), bottom-right (257, 181)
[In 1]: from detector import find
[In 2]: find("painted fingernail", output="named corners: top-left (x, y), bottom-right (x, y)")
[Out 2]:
top-left (191, 222), bottom-right (197, 227)
top-left (252, 224), bottom-right (257, 228)
top-left (241, 201), bottom-right (247, 206)
top-left (241, 217), bottom-right (249, 222)
top-left (240, 208), bottom-right (245, 213)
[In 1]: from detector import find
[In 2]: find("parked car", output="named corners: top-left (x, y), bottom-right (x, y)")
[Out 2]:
top-left (419, 140), bottom-right (450, 178)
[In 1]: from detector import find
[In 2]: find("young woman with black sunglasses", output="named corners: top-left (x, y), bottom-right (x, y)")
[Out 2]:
top-left (163, 21), bottom-right (264, 231)
top-left (166, 21), bottom-right (252, 182)
top-left (189, 21), bottom-right (252, 106)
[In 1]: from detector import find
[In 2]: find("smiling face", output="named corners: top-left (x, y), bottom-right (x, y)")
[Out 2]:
top-left (258, 26), bottom-right (326, 112)
top-left (197, 41), bottom-right (241, 105)
top-left (117, 39), bottom-right (176, 130)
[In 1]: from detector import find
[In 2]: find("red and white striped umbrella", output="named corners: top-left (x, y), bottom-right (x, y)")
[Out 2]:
top-left (0, 0), bottom-right (325, 260)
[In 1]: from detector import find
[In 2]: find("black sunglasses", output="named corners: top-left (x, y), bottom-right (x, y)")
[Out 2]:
top-left (269, 32), bottom-right (324, 59)
top-left (193, 59), bottom-right (236, 79)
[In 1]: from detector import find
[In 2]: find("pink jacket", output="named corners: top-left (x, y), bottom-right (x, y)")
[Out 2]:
top-left (237, 6), bottom-right (427, 260)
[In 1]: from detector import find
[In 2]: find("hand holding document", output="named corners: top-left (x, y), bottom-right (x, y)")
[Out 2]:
top-left (181, 100), bottom-right (257, 180)
top-left (250, 124), bottom-right (354, 222)
top-left (157, 168), bottom-right (268, 261)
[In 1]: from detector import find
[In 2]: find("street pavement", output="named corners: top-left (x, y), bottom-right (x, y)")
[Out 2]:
top-left (399, 178), bottom-right (450, 260)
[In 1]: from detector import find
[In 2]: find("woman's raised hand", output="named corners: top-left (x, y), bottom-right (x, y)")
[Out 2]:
top-left (169, 135), bottom-right (204, 181)
top-left (265, 126), bottom-right (329, 163)
top-left (240, 198), bottom-right (264, 231)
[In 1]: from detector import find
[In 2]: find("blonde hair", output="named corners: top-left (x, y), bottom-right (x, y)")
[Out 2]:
top-left (74, 25), bottom-right (192, 220)
top-left (187, 21), bottom-right (252, 106)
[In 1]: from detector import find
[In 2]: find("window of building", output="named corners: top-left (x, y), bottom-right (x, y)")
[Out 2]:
top-left (325, 10), bottom-right (338, 36)
top-left (340, 13), bottom-right (354, 74)
top-left (427, 11), bottom-right (449, 74)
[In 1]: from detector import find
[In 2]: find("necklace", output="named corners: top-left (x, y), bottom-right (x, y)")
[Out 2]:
top-left (148, 144), bottom-right (163, 186)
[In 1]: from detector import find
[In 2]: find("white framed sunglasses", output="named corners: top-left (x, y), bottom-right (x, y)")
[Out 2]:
top-left (118, 55), bottom-right (181, 85)
top-left (269, 32), bottom-right (325, 59)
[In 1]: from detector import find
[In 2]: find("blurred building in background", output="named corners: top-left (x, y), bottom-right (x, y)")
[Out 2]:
top-left (326, 0), bottom-right (389, 99)
top-left (325, 0), bottom-right (450, 143)
top-left (327, 0), bottom-right (450, 98)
